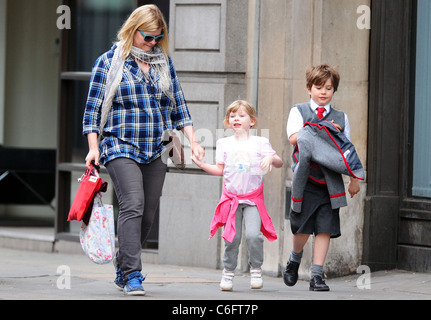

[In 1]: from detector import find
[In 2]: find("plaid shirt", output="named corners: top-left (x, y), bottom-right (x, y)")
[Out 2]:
top-left (83, 45), bottom-right (193, 165)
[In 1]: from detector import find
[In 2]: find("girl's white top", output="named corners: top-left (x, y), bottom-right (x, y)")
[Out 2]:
top-left (216, 135), bottom-right (276, 205)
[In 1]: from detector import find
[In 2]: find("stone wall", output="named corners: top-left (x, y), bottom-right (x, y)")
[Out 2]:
top-left (159, 0), bottom-right (370, 277)
top-left (255, 0), bottom-right (370, 277)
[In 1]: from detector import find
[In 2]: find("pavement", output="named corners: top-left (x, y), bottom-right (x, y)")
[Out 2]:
top-left (1, 246), bottom-right (430, 301)
top-left (0, 228), bottom-right (430, 314)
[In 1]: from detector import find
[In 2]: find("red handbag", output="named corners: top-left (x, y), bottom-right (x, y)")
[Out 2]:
top-left (67, 165), bottom-right (102, 222)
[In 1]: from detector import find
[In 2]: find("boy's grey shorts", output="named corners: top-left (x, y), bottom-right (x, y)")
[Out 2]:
top-left (290, 181), bottom-right (341, 238)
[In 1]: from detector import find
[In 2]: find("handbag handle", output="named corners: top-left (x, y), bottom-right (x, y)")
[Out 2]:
top-left (91, 160), bottom-right (100, 172)
top-left (80, 163), bottom-right (99, 183)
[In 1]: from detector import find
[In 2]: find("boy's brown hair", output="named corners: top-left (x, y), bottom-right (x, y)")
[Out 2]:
top-left (306, 64), bottom-right (340, 92)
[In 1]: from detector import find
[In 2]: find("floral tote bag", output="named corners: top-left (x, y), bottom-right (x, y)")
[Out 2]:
top-left (79, 194), bottom-right (115, 264)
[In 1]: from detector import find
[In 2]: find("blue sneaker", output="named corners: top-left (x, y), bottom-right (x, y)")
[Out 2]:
top-left (114, 265), bottom-right (125, 290)
top-left (123, 271), bottom-right (146, 296)
top-left (113, 257), bottom-right (124, 290)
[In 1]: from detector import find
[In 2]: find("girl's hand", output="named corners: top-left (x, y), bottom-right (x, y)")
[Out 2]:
top-left (260, 155), bottom-right (274, 173)
top-left (191, 152), bottom-right (203, 168)
top-left (260, 154), bottom-right (283, 174)
top-left (191, 153), bottom-right (224, 176)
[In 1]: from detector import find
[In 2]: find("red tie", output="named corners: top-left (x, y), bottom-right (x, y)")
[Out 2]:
top-left (317, 107), bottom-right (325, 119)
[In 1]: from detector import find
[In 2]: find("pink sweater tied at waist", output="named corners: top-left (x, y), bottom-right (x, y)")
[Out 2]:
top-left (209, 183), bottom-right (277, 243)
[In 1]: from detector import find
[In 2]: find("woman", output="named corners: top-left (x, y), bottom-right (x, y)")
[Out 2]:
top-left (83, 5), bottom-right (204, 296)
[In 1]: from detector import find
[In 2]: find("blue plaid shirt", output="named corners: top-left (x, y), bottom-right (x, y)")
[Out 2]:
top-left (83, 45), bottom-right (193, 165)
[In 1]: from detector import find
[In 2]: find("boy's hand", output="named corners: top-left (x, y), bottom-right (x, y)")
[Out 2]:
top-left (330, 120), bottom-right (342, 132)
top-left (348, 178), bottom-right (360, 198)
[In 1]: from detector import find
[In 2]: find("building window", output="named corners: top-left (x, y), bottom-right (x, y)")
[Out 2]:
top-left (66, 0), bottom-right (136, 163)
top-left (412, 0), bottom-right (431, 198)
top-left (57, 1), bottom-right (136, 236)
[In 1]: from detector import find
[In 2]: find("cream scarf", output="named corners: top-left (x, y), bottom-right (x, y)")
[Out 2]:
top-left (130, 45), bottom-right (172, 100)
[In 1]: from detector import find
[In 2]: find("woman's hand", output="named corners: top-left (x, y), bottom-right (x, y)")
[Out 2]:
top-left (191, 141), bottom-right (205, 162)
top-left (181, 125), bottom-right (205, 161)
top-left (85, 132), bottom-right (100, 169)
top-left (85, 149), bottom-right (100, 169)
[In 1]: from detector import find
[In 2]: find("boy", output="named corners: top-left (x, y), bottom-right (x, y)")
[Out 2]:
top-left (284, 64), bottom-right (360, 291)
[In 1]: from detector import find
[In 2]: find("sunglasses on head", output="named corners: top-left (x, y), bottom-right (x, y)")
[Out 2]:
top-left (138, 30), bottom-right (164, 43)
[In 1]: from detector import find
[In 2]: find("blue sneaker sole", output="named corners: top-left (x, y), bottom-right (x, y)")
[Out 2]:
top-left (123, 287), bottom-right (146, 296)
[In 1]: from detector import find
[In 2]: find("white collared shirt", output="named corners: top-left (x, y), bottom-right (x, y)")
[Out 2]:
top-left (286, 99), bottom-right (351, 141)
top-left (310, 98), bottom-right (330, 117)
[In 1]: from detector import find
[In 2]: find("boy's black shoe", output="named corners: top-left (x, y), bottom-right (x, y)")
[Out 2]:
top-left (282, 260), bottom-right (299, 286)
top-left (309, 275), bottom-right (330, 291)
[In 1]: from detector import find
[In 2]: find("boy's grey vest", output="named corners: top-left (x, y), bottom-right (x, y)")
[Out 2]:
top-left (291, 102), bottom-right (346, 173)
top-left (295, 102), bottom-right (346, 132)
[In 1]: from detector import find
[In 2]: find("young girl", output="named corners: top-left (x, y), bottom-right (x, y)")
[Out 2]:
top-left (191, 100), bottom-right (283, 291)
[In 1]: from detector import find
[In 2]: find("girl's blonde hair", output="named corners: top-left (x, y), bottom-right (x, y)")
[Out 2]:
top-left (117, 4), bottom-right (169, 59)
top-left (223, 100), bottom-right (258, 127)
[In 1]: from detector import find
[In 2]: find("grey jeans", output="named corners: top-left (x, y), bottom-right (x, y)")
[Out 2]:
top-left (223, 204), bottom-right (264, 271)
top-left (105, 157), bottom-right (167, 280)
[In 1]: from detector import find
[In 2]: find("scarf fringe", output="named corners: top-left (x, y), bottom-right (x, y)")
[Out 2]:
top-left (130, 45), bottom-right (173, 101)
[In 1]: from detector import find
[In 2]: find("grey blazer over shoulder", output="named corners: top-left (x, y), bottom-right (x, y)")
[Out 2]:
top-left (291, 120), bottom-right (364, 212)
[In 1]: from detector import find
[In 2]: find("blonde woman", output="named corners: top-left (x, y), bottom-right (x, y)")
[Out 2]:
top-left (83, 5), bottom-right (204, 296)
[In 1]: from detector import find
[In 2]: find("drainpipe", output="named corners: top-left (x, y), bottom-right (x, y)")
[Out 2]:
top-left (247, 0), bottom-right (261, 112)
